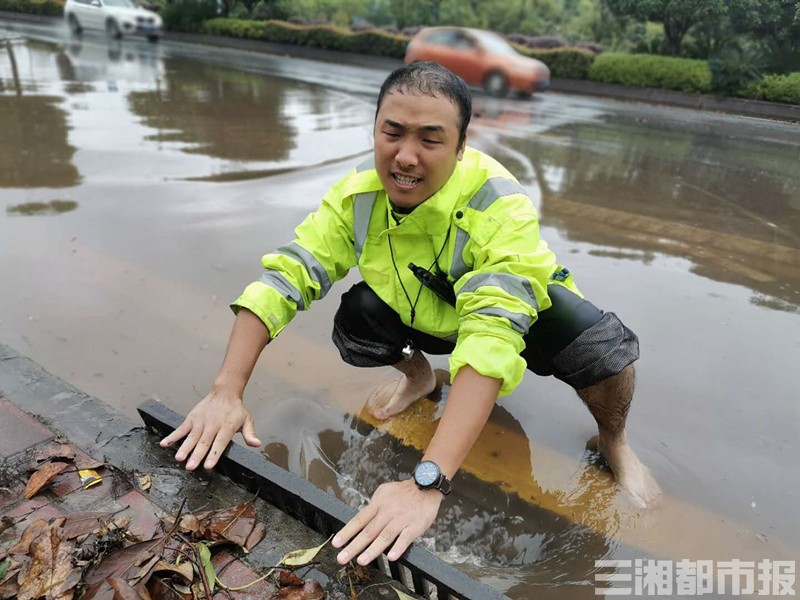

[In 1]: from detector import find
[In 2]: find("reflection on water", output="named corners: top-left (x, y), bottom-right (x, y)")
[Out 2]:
top-left (7, 200), bottom-right (78, 215)
top-left (475, 101), bottom-right (800, 314)
top-left (128, 60), bottom-right (296, 163)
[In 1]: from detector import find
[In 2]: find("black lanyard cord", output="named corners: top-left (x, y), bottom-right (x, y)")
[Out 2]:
top-left (387, 214), bottom-right (452, 326)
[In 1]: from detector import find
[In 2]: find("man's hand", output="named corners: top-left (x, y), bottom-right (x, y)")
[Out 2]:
top-left (332, 479), bottom-right (443, 565)
top-left (159, 390), bottom-right (261, 471)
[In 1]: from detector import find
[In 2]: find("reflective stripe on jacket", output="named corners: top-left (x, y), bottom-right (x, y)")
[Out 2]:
top-left (232, 147), bottom-right (579, 396)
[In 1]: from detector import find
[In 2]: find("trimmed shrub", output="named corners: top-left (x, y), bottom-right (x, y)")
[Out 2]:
top-left (0, 0), bottom-right (63, 16)
top-left (200, 18), bottom-right (408, 58)
top-left (589, 52), bottom-right (711, 93)
top-left (516, 46), bottom-right (595, 79)
top-left (742, 73), bottom-right (800, 105)
top-left (161, 0), bottom-right (216, 32)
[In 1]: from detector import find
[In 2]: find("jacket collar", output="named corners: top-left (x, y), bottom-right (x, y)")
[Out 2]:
top-left (380, 162), bottom-right (463, 236)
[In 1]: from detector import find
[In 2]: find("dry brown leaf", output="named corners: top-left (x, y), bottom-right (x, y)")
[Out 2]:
top-left (61, 512), bottom-right (114, 540)
top-left (34, 444), bottom-right (76, 463)
top-left (269, 579), bottom-right (325, 600)
top-left (17, 525), bottom-right (80, 600)
top-left (177, 501), bottom-right (260, 548)
top-left (9, 519), bottom-right (50, 554)
top-left (174, 515), bottom-right (200, 534)
top-left (81, 581), bottom-right (115, 600)
top-left (136, 474), bottom-right (152, 492)
top-left (108, 576), bottom-right (149, 600)
top-left (150, 560), bottom-right (193, 584)
top-left (84, 535), bottom-right (168, 586)
top-left (23, 461), bottom-right (71, 499)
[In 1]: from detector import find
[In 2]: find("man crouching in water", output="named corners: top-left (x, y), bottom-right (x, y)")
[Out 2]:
top-left (161, 61), bottom-right (660, 567)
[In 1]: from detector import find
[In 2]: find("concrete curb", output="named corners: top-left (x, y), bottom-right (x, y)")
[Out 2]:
top-left (2, 10), bottom-right (798, 122)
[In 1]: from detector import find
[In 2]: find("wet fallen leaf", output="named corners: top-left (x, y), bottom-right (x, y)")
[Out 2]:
top-left (269, 579), bottom-right (325, 600)
top-left (84, 535), bottom-right (167, 586)
top-left (278, 570), bottom-right (305, 587)
top-left (17, 524), bottom-right (80, 600)
top-left (0, 560), bottom-right (8, 581)
top-left (147, 576), bottom-right (189, 600)
top-left (108, 577), bottom-right (144, 600)
top-left (198, 501), bottom-right (257, 547)
top-left (23, 461), bottom-right (70, 499)
top-left (151, 560), bottom-right (193, 584)
top-left (195, 543), bottom-right (216, 593)
top-left (34, 444), bottom-right (76, 463)
top-left (136, 474), bottom-right (152, 492)
top-left (9, 519), bottom-right (51, 554)
top-left (244, 521), bottom-right (266, 552)
top-left (174, 515), bottom-right (200, 534)
top-left (75, 456), bottom-right (105, 471)
top-left (0, 516), bottom-right (14, 536)
top-left (61, 511), bottom-right (114, 540)
top-left (280, 535), bottom-right (333, 567)
top-left (80, 580), bottom-right (114, 600)
top-left (392, 588), bottom-right (417, 600)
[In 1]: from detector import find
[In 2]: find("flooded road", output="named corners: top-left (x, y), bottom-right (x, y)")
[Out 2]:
top-left (1, 22), bottom-right (799, 598)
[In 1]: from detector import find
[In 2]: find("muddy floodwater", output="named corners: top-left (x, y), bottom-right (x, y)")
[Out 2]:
top-left (1, 25), bottom-right (799, 599)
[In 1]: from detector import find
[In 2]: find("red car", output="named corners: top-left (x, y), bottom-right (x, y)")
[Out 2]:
top-left (404, 27), bottom-right (551, 98)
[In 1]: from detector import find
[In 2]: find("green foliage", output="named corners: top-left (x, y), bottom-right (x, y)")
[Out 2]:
top-left (517, 46), bottom-right (596, 79)
top-left (588, 51), bottom-right (711, 92)
top-left (0, 0), bottom-right (63, 16)
top-left (200, 18), bottom-right (408, 57)
top-left (709, 42), bottom-right (768, 95)
top-left (742, 72), bottom-right (800, 104)
top-left (161, 0), bottom-right (217, 31)
top-left (602, 0), bottom-right (727, 55)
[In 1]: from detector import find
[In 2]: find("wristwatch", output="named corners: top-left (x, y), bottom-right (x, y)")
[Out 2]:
top-left (412, 460), bottom-right (452, 496)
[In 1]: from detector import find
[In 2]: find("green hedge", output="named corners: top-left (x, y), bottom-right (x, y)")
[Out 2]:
top-left (742, 72), bottom-right (800, 105)
top-left (0, 0), bottom-right (62, 16)
top-left (519, 47), bottom-right (595, 79)
top-left (589, 52), bottom-right (712, 94)
top-left (200, 19), bottom-right (409, 58)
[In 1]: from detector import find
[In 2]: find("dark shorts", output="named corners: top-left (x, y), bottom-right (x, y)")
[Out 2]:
top-left (331, 282), bottom-right (639, 390)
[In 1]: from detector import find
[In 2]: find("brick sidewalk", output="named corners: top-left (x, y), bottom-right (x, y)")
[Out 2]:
top-left (0, 395), bottom-right (419, 599)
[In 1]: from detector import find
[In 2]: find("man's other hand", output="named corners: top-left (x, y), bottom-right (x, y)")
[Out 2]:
top-left (159, 391), bottom-right (261, 471)
top-left (332, 479), bottom-right (442, 565)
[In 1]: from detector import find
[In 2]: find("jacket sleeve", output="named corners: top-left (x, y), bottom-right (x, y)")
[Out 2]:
top-left (449, 194), bottom-right (555, 397)
top-left (231, 175), bottom-right (357, 339)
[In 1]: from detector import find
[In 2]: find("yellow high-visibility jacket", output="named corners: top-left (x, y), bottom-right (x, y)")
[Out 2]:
top-left (233, 147), bottom-right (579, 396)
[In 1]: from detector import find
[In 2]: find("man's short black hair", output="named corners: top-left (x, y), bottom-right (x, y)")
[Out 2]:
top-left (375, 61), bottom-right (472, 149)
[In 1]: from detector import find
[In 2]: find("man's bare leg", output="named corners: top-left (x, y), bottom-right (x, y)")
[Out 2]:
top-left (367, 350), bottom-right (437, 420)
top-left (578, 364), bottom-right (661, 507)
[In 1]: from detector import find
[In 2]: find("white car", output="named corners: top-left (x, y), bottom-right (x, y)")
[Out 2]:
top-left (65, 0), bottom-right (164, 42)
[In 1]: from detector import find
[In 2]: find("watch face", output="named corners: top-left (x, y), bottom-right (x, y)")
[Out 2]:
top-left (414, 461), bottom-right (440, 487)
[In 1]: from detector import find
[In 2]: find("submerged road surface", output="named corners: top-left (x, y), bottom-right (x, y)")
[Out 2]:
top-left (1, 20), bottom-right (799, 598)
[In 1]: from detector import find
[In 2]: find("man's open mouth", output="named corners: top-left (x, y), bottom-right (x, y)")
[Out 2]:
top-left (392, 173), bottom-right (421, 187)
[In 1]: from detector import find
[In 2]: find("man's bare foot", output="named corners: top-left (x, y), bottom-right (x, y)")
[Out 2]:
top-left (587, 434), bottom-right (661, 508)
top-left (367, 352), bottom-right (437, 420)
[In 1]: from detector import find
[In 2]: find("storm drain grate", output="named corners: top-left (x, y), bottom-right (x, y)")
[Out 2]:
top-left (138, 399), bottom-right (509, 600)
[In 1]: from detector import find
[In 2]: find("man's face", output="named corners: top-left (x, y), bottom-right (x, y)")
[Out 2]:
top-left (374, 89), bottom-right (465, 211)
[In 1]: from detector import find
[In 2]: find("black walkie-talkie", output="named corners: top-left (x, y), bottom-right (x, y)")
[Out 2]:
top-left (408, 263), bottom-right (457, 307)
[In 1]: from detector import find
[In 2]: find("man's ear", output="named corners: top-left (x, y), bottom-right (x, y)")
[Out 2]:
top-left (457, 138), bottom-right (466, 160)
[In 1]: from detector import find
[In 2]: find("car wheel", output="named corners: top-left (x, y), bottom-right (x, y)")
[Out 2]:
top-left (483, 70), bottom-right (509, 98)
top-left (67, 14), bottom-right (82, 36)
top-left (106, 19), bottom-right (122, 40)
